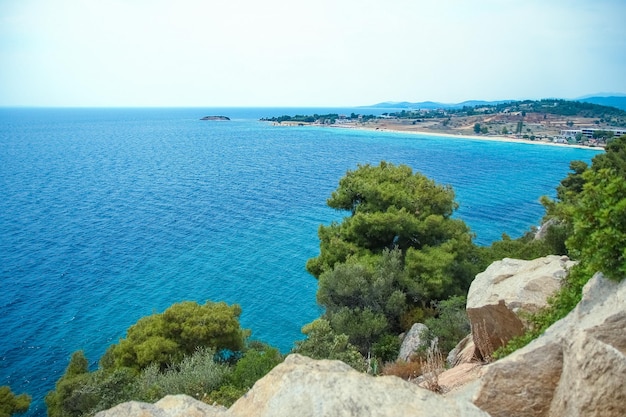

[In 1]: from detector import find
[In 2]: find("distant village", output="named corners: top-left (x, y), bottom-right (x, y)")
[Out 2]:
top-left (263, 100), bottom-right (626, 147)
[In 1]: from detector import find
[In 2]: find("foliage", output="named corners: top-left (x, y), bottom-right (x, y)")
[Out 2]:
top-left (371, 334), bottom-right (402, 363)
top-left (0, 386), bottom-right (31, 417)
top-left (47, 348), bottom-right (232, 417)
top-left (292, 319), bottom-right (366, 372)
top-left (103, 300), bottom-right (247, 371)
top-left (228, 344), bottom-right (282, 391)
top-left (136, 348), bottom-right (230, 403)
top-left (304, 162), bottom-right (485, 356)
top-left (567, 167), bottom-right (626, 280)
top-left (422, 295), bottom-right (470, 355)
top-left (316, 249), bottom-right (405, 350)
top-left (206, 343), bottom-right (283, 407)
top-left (46, 301), bottom-right (283, 417)
top-left (45, 351), bottom-right (95, 417)
top-left (496, 135), bottom-right (626, 357)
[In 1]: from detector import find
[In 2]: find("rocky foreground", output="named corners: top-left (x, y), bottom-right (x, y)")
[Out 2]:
top-left (96, 257), bottom-right (625, 417)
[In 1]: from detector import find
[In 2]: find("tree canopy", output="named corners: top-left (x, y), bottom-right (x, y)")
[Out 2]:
top-left (102, 301), bottom-right (247, 371)
top-left (303, 162), bottom-right (485, 354)
top-left (0, 386), bottom-right (31, 417)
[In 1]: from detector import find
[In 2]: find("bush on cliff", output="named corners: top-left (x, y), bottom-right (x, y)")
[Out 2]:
top-left (0, 385), bottom-right (31, 417)
top-left (101, 301), bottom-right (247, 371)
top-left (497, 135), bottom-right (626, 357)
top-left (46, 301), bottom-right (282, 417)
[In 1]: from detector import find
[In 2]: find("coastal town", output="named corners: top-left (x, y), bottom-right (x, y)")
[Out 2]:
top-left (263, 99), bottom-right (626, 148)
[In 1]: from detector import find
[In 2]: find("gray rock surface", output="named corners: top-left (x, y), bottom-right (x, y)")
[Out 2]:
top-left (473, 272), bottom-right (626, 417)
top-left (397, 322), bottom-right (429, 361)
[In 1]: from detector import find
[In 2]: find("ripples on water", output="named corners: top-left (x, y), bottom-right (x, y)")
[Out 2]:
top-left (0, 108), bottom-right (600, 415)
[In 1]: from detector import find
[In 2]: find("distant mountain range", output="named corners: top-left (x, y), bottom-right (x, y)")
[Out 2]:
top-left (368, 96), bottom-right (626, 111)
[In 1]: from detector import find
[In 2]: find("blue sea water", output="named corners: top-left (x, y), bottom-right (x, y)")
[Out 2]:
top-left (0, 107), bottom-right (601, 416)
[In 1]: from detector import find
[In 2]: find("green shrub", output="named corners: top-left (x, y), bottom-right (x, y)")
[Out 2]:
top-left (372, 334), bottom-right (401, 363)
top-left (136, 348), bottom-right (230, 402)
top-left (422, 295), bottom-right (470, 355)
top-left (0, 386), bottom-right (31, 417)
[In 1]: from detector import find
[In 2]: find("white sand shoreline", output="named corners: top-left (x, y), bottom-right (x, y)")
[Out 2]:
top-left (326, 124), bottom-right (603, 151)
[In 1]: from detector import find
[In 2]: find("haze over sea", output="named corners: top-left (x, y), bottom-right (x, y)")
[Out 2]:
top-left (0, 107), bottom-right (600, 416)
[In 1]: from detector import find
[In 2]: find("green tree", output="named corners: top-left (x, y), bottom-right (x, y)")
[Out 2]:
top-left (104, 301), bottom-right (247, 371)
top-left (228, 345), bottom-right (282, 391)
top-left (496, 135), bottom-right (626, 358)
top-left (474, 123), bottom-right (481, 134)
top-left (45, 351), bottom-right (93, 417)
top-left (305, 162), bottom-right (484, 356)
top-left (307, 162), bottom-right (460, 276)
top-left (0, 386), bottom-right (31, 417)
top-left (292, 319), bottom-right (365, 371)
top-left (567, 168), bottom-right (626, 280)
top-left (422, 295), bottom-right (470, 355)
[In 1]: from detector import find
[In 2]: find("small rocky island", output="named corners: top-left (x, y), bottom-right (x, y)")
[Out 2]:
top-left (200, 116), bottom-right (230, 121)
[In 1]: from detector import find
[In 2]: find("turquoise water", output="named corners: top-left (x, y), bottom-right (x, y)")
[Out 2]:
top-left (0, 108), bottom-right (600, 415)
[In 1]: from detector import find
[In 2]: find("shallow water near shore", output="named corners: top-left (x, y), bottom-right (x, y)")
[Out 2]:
top-left (0, 107), bottom-right (600, 416)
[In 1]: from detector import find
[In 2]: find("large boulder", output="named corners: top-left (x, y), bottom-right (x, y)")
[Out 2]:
top-left (472, 272), bottom-right (626, 417)
top-left (95, 395), bottom-right (227, 417)
top-left (466, 255), bottom-right (575, 358)
top-left (397, 323), bottom-right (429, 361)
top-left (95, 355), bottom-right (490, 417)
top-left (229, 354), bottom-right (489, 417)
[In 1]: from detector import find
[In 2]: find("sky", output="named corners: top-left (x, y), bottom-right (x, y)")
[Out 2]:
top-left (1, 0), bottom-right (625, 107)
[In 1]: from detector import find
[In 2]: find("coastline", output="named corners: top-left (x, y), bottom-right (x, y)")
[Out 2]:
top-left (271, 121), bottom-right (603, 151)
top-left (332, 124), bottom-right (601, 150)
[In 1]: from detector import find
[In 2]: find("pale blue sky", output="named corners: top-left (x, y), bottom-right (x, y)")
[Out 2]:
top-left (1, 0), bottom-right (625, 107)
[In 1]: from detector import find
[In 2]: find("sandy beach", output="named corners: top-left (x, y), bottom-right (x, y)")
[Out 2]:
top-left (333, 124), bottom-right (601, 150)
top-left (273, 120), bottom-right (603, 151)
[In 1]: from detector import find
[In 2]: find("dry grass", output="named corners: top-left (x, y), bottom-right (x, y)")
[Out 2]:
top-left (473, 319), bottom-right (495, 363)
top-left (381, 360), bottom-right (422, 381)
top-left (419, 339), bottom-right (446, 393)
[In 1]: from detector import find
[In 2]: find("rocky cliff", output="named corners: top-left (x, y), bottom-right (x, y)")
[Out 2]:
top-left (95, 260), bottom-right (625, 417)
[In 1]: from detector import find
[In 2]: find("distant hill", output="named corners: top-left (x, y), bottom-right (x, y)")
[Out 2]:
top-left (576, 96), bottom-right (626, 111)
top-left (368, 99), bottom-right (513, 110)
top-left (369, 97), bottom-right (626, 113)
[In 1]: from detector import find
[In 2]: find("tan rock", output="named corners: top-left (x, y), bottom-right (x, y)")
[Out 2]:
top-left (434, 363), bottom-right (486, 394)
top-left (472, 272), bottom-right (626, 417)
top-left (155, 395), bottom-right (227, 417)
top-left (94, 395), bottom-right (226, 417)
top-left (467, 256), bottom-right (575, 358)
top-left (447, 334), bottom-right (477, 367)
top-left (229, 354), bottom-right (490, 417)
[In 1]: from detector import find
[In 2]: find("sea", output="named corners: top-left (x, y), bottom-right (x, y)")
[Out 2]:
top-left (0, 107), bottom-right (601, 416)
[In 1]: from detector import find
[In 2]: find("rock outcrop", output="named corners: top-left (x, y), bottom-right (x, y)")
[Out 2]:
top-left (472, 272), bottom-right (626, 417)
top-left (97, 355), bottom-right (490, 417)
top-left (94, 258), bottom-right (625, 417)
top-left (466, 255), bottom-right (575, 358)
top-left (398, 323), bottom-right (429, 361)
top-left (447, 334), bottom-right (477, 367)
top-left (229, 354), bottom-right (489, 417)
top-left (96, 395), bottom-right (227, 417)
